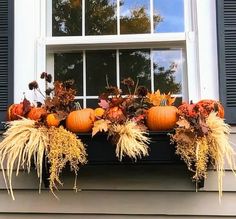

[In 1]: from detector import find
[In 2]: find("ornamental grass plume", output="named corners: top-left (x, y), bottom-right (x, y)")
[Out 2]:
top-left (206, 112), bottom-right (236, 200)
top-left (0, 118), bottom-right (48, 200)
top-left (109, 120), bottom-right (150, 161)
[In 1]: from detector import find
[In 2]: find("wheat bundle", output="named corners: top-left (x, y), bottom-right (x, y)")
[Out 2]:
top-left (0, 118), bottom-right (48, 200)
top-left (109, 121), bottom-right (150, 161)
top-left (206, 112), bottom-right (236, 200)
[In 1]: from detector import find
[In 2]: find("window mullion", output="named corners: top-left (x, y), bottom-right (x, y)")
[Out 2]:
top-left (116, 49), bottom-right (120, 88)
top-left (82, 0), bottom-right (85, 36)
top-left (117, 0), bottom-right (120, 35)
top-left (83, 50), bottom-right (87, 107)
top-left (150, 0), bottom-right (154, 34)
top-left (150, 49), bottom-right (154, 92)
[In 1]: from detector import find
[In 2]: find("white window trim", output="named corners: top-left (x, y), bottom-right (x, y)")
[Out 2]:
top-left (14, 0), bottom-right (219, 103)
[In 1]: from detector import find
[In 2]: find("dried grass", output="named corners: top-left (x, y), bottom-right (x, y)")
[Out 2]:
top-left (206, 112), bottom-right (236, 200)
top-left (109, 121), bottom-right (150, 161)
top-left (0, 118), bottom-right (48, 200)
top-left (47, 126), bottom-right (87, 197)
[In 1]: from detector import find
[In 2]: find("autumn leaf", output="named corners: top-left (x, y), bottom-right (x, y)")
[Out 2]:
top-left (22, 97), bottom-right (31, 115)
top-left (98, 99), bottom-right (110, 109)
top-left (92, 119), bottom-right (111, 137)
top-left (176, 118), bottom-right (190, 129)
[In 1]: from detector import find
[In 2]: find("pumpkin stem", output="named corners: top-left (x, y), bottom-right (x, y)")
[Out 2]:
top-left (160, 99), bottom-right (167, 106)
top-left (75, 101), bottom-right (82, 110)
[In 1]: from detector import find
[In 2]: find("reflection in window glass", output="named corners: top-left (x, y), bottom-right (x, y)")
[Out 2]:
top-left (54, 53), bottom-right (83, 95)
top-left (120, 49), bottom-right (151, 92)
top-left (154, 0), bottom-right (184, 33)
top-left (120, 0), bottom-right (152, 34)
top-left (153, 49), bottom-right (183, 94)
top-left (85, 0), bottom-right (117, 35)
top-left (52, 0), bottom-right (82, 36)
top-left (86, 99), bottom-right (99, 108)
top-left (86, 50), bottom-right (116, 96)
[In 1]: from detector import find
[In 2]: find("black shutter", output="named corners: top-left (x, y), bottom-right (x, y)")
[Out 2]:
top-left (0, 0), bottom-right (14, 129)
top-left (217, 0), bottom-right (236, 124)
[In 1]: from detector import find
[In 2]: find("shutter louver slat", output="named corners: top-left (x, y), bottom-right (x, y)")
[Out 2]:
top-left (217, 0), bottom-right (236, 123)
top-left (0, 0), bottom-right (14, 129)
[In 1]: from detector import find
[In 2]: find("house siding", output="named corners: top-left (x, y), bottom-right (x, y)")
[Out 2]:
top-left (0, 132), bottom-right (235, 218)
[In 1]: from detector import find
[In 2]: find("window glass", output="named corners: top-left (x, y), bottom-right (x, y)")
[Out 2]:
top-left (85, 0), bottom-right (117, 35)
top-left (52, 0), bottom-right (82, 36)
top-left (154, 0), bottom-right (184, 33)
top-left (120, 0), bottom-right (151, 34)
top-left (153, 49), bottom-right (183, 94)
top-left (86, 50), bottom-right (117, 96)
top-left (119, 49), bottom-right (151, 92)
top-left (54, 53), bottom-right (83, 95)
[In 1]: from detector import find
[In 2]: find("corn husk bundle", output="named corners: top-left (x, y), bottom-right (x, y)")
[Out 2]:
top-left (108, 120), bottom-right (150, 161)
top-left (172, 112), bottom-right (236, 200)
top-left (0, 118), bottom-right (87, 199)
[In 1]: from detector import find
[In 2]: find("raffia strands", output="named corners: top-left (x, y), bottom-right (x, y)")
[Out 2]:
top-left (47, 126), bottom-right (87, 198)
top-left (206, 112), bottom-right (236, 201)
top-left (109, 121), bottom-right (150, 161)
top-left (0, 118), bottom-right (48, 200)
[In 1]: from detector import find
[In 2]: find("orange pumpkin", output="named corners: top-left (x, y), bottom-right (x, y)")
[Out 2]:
top-left (46, 113), bottom-right (60, 127)
top-left (8, 103), bottom-right (24, 120)
top-left (94, 107), bottom-right (105, 118)
top-left (66, 108), bottom-right (95, 133)
top-left (27, 107), bottom-right (47, 121)
top-left (195, 99), bottom-right (224, 118)
top-left (146, 106), bottom-right (178, 131)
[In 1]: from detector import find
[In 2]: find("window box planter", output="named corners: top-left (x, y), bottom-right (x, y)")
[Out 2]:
top-left (42, 131), bottom-right (204, 189)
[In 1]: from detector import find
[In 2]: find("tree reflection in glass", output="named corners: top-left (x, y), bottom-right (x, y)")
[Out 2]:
top-left (153, 49), bottom-right (182, 94)
top-left (86, 50), bottom-right (116, 96)
top-left (54, 53), bottom-right (83, 95)
top-left (52, 0), bottom-right (82, 36)
top-left (85, 0), bottom-right (117, 35)
top-left (120, 0), bottom-right (162, 34)
top-left (119, 49), bottom-right (151, 92)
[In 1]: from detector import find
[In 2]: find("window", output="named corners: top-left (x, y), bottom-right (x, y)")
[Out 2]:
top-left (43, 0), bottom-right (196, 107)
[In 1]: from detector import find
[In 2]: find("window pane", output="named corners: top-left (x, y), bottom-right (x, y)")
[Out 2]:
top-left (86, 50), bottom-right (116, 96)
top-left (86, 99), bottom-right (99, 108)
top-left (119, 49), bottom-right (151, 92)
top-left (52, 0), bottom-right (82, 36)
top-left (120, 0), bottom-right (151, 34)
top-left (54, 53), bottom-right (83, 95)
top-left (154, 0), bottom-right (184, 33)
top-left (85, 0), bottom-right (117, 35)
top-left (153, 49), bottom-right (183, 94)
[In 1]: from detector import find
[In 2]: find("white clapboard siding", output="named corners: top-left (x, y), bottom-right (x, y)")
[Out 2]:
top-left (0, 131), bottom-right (235, 218)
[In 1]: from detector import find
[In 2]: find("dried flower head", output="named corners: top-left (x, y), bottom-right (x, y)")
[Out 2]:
top-left (40, 72), bottom-right (47, 79)
top-left (28, 81), bottom-right (39, 90)
top-left (136, 86), bottom-right (148, 97)
top-left (46, 74), bottom-right (52, 83)
top-left (45, 88), bottom-right (54, 96)
top-left (121, 77), bottom-right (135, 87)
top-left (63, 79), bottom-right (75, 89)
top-left (105, 86), bottom-right (121, 96)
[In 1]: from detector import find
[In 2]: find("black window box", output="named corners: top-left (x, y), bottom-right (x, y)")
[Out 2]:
top-left (42, 131), bottom-right (204, 189)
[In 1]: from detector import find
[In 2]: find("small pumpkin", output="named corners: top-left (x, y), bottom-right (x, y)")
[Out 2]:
top-left (94, 107), bottom-right (105, 118)
top-left (8, 104), bottom-right (24, 120)
top-left (27, 107), bottom-right (47, 121)
top-left (46, 113), bottom-right (60, 127)
top-left (66, 108), bottom-right (95, 133)
top-left (195, 99), bottom-right (224, 118)
top-left (146, 106), bottom-right (178, 131)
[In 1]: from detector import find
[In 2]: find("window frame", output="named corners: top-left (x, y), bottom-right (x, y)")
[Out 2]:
top-left (37, 0), bottom-right (200, 107)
